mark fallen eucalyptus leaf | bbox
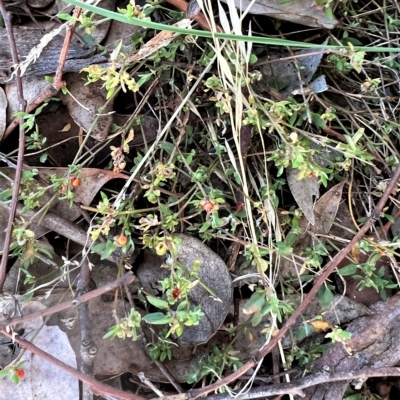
[280,180,346,279]
[220,0,338,29]
[59,72,114,142]
[259,39,329,96]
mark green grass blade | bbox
[64,0,400,53]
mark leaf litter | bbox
[0,0,399,398]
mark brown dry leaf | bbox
[136,233,232,346]
[59,123,71,132]
[59,72,114,142]
[25,107,81,166]
[37,167,129,220]
[104,18,143,48]
[5,76,49,124]
[287,167,320,225]
[44,277,201,383]
[220,0,338,29]
[260,39,329,97]
[0,167,128,222]
[280,180,346,279]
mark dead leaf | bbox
[220,0,338,29]
[259,39,329,96]
[104,19,143,48]
[59,72,114,142]
[45,289,202,383]
[59,123,71,132]
[280,180,346,279]
[287,168,320,225]
[41,167,129,216]
[286,140,339,225]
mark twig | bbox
[3,6,81,139]
[0,0,27,292]
[138,372,164,397]
[166,0,212,31]
[194,367,400,400]
[189,163,400,398]
[76,258,96,400]
[0,329,145,400]
[0,272,136,330]
[154,367,400,400]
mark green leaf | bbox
[100,240,117,260]
[296,323,314,341]
[57,13,73,21]
[158,141,175,154]
[275,241,293,256]
[103,327,118,339]
[58,0,400,53]
[338,264,358,276]
[251,310,263,327]
[144,312,172,325]
[40,153,48,163]
[11,373,19,384]
[146,295,169,310]
[243,291,266,315]
[0,369,10,378]
[318,286,333,308]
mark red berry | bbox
[171,288,181,299]
[15,369,24,379]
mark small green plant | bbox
[186,345,242,386]
[338,251,397,300]
[0,361,26,384]
[243,288,293,327]
[325,326,351,343]
[10,223,52,272]
[148,333,173,361]
[103,308,142,340]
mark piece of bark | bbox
[302,293,400,400]
[0,27,107,83]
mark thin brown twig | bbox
[0,328,145,400]
[0,272,136,330]
[155,367,400,400]
[0,0,27,292]
[196,367,400,400]
[189,163,400,398]
[165,0,212,31]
